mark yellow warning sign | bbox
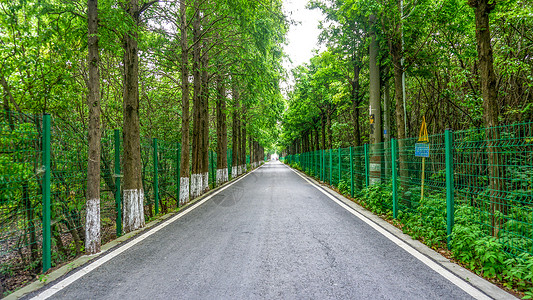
[418,116,429,143]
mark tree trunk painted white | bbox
[86,0,101,254]
[85,198,100,254]
[232,166,238,177]
[201,172,209,194]
[191,173,202,199]
[122,189,145,232]
[216,168,228,185]
[180,177,189,205]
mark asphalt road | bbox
[40,162,478,299]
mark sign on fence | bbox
[415,116,430,157]
[415,143,430,157]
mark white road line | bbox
[33,168,260,300]
[288,166,491,300]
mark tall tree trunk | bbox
[350,61,363,190]
[216,75,228,185]
[86,0,101,252]
[179,0,190,205]
[308,130,313,152]
[240,117,247,173]
[314,128,319,152]
[351,64,362,147]
[191,5,202,199]
[383,69,391,178]
[390,29,409,205]
[383,68,391,143]
[249,137,253,167]
[468,0,504,236]
[232,86,240,177]
[321,115,326,150]
[200,40,210,194]
[369,15,382,186]
[122,0,145,232]
[1,73,18,128]
[326,109,332,150]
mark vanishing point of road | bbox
[31,162,507,299]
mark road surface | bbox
[33,162,487,299]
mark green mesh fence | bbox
[1,112,217,280]
[353,146,366,193]
[100,131,120,245]
[49,117,88,261]
[1,112,42,270]
[141,137,155,218]
[156,140,180,213]
[394,135,448,244]
[281,122,533,257]
[454,123,533,256]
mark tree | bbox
[179,0,191,206]
[121,0,156,233]
[215,74,229,185]
[468,0,503,236]
[85,0,101,254]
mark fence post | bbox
[114,129,122,236]
[350,146,354,197]
[176,142,181,209]
[364,144,370,188]
[338,147,341,186]
[153,138,159,215]
[391,138,398,219]
[445,129,455,248]
[42,114,51,273]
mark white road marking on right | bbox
[288,166,491,300]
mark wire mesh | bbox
[157,140,180,213]
[395,134,447,244]
[141,137,155,219]
[49,117,88,261]
[281,123,533,256]
[0,112,42,269]
[454,123,533,256]
[100,130,120,244]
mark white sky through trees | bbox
[282,0,324,91]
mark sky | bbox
[281,0,325,90]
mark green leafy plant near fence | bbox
[282,122,533,296]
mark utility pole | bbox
[369,14,381,185]
[401,0,408,136]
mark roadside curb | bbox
[7,164,264,300]
[288,165,517,300]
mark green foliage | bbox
[399,194,447,248]
[450,205,533,293]
[337,180,350,195]
[359,183,393,216]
